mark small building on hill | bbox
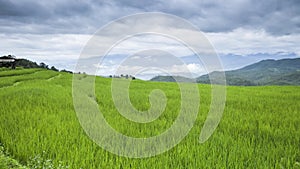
[0,55,16,69]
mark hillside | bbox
[151,58,300,85]
[0,55,40,69]
[150,75,194,82]
[0,55,72,73]
[197,58,300,85]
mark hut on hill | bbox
[0,55,16,69]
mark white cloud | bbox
[0,33,90,62]
[1,26,299,76]
[187,63,205,74]
[206,28,300,56]
[131,55,141,59]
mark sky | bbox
[0,0,299,79]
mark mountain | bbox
[264,71,300,85]
[150,75,195,83]
[181,52,299,71]
[150,58,300,86]
[197,58,300,85]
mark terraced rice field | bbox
[0,68,299,168]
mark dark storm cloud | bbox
[0,0,101,34]
[0,0,299,35]
[0,0,44,17]
[113,0,300,35]
[199,0,300,35]
[0,0,92,18]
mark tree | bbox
[39,62,48,69]
[11,62,16,69]
[50,66,58,71]
[60,69,72,73]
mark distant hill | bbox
[150,75,194,83]
[263,71,300,85]
[150,58,300,86]
[197,58,300,86]
[0,55,72,73]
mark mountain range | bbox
[151,58,300,86]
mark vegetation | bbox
[151,58,300,86]
[151,75,194,83]
[109,74,136,80]
[0,144,28,169]
[0,69,299,168]
[0,55,64,73]
[197,58,300,85]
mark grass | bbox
[0,68,40,77]
[0,69,299,168]
[0,143,28,169]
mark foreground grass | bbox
[0,69,299,168]
[0,144,28,169]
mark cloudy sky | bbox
[0,0,299,78]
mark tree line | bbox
[109,74,136,80]
[0,55,72,73]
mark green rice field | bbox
[0,68,299,168]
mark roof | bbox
[0,59,15,62]
[0,56,16,62]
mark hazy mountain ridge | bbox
[151,58,300,86]
[150,75,195,83]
